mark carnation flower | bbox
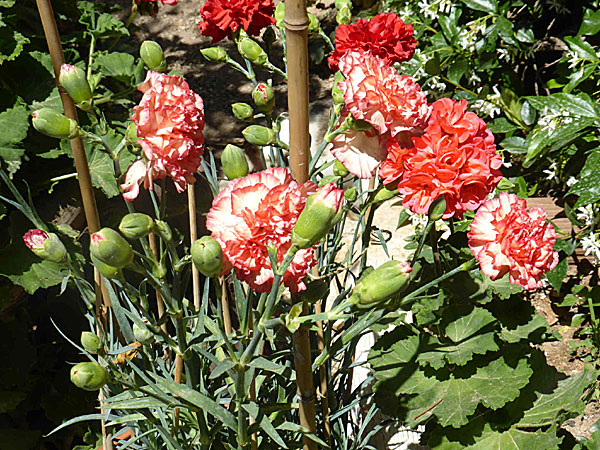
[468,193,559,290]
[381,98,502,218]
[122,71,205,201]
[198,0,275,43]
[338,51,430,138]
[206,168,317,293]
[328,13,416,71]
[328,127,386,179]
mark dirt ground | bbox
[127,0,599,444]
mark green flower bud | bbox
[344,187,357,202]
[349,260,412,309]
[318,175,341,186]
[133,320,154,345]
[191,236,224,278]
[23,229,67,263]
[91,254,123,280]
[333,159,349,177]
[428,195,447,222]
[32,108,79,140]
[308,14,320,33]
[292,184,344,249]
[200,47,229,63]
[336,2,352,25]
[119,213,155,240]
[90,228,133,269]
[59,64,93,111]
[70,362,109,391]
[140,40,167,72]
[232,102,254,122]
[274,2,285,28]
[372,184,398,204]
[125,122,140,147]
[221,144,249,180]
[155,220,172,242]
[332,71,346,105]
[80,332,103,354]
[242,125,276,146]
[238,38,268,66]
[251,83,275,114]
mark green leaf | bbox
[487,117,519,133]
[500,312,548,344]
[546,257,568,292]
[445,307,495,342]
[93,13,130,38]
[417,332,499,368]
[460,0,497,13]
[527,93,600,118]
[0,27,29,65]
[569,151,600,208]
[517,366,596,427]
[463,426,561,450]
[0,105,29,174]
[95,52,136,83]
[0,0,16,7]
[564,36,599,62]
[447,58,468,85]
[580,8,600,36]
[515,28,535,43]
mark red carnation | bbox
[328,13,417,71]
[198,0,276,43]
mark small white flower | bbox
[503,160,513,168]
[548,0,570,14]
[543,162,557,181]
[576,205,596,226]
[566,177,578,187]
[427,76,447,92]
[581,233,600,263]
[497,48,511,62]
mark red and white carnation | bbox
[198,0,275,43]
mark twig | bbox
[413,398,443,420]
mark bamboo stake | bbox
[187,184,201,315]
[285,1,317,449]
[315,300,331,446]
[36,2,112,449]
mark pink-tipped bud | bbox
[59,64,93,111]
[90,228,133,269]
[23,229,67,262]
[252,83,275,114]
[292,183,345,249]
[32,108,79,140]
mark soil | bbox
[124,0,600,445]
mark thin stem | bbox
[411,221,434,266]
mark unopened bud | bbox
[191,236,224,278]
[428,195,447,221]
[23,229,67,263]
[133,320,154,344]
[333,159,349,177]
[200,47,229,63]
[155,220,172,242]
[232,103,254,122]
[238,38,268,65]
[70,362,109,391]
[372,184,398,204]
[32,108,79,140]
[59,64,93,111]
[344,187,357,202]
[80,332,102,354]
[119,213,154,240]
[252,83,275,114]
[140,40,166,72]
[90,228,133,268]
[335,0,352,25]
[221,144,249,180]
[125,122,140,147]
[349,261,412,309]
[292,183,344,249]
[242,125,276,146]
[91,254,123,280]
[332,71,345,105]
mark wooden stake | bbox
[36,2,112,449]
[285,1,317,449]
[187,184,201,315]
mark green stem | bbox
[411,221,434,266]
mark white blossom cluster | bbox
[581,233,600,263]
[417,0,454,20]
[537,109,575,133]
[471,86,501,118]
[405,209,451,240]
[576,205,597,227]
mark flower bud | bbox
[140,40,166,72]
[238,38,268,65]
[133,320,154,345]
[90,228,133,268]
[344,187,357,202]
[242,125,276,146]
[333,159,349,177]
[274,2,285,28]
[428,195,447,221]
[70,362,109,391]
[80,331,102,354]
[292,183,344,249]
[191,236,224,278]
[349,260,412,309]
[32,108,79,140]
[221,144,249,180]
[125,122,140,147]
[335,1,352,25]
[200,47,229,63]
[308,13,320,33]
[232,103,254,122]
[372,184,398,204]
[155,220,172,242]
[252,83,275,114]
[332,71,345,105]
[23,229,67,263]
[59,64,93,111]
[119,213,154,240]
[91,254,123,280]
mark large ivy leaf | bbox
[517,366,595,427]
[0,24,29,66]
[93,13,130,38]
[527,93,600,118]
[569,151,600,208]
[463,426,561,450]
[0,105,29,174]
[446,307,495,342]
[460,0,497,13]
[492,297,549,344]
[95,52,135,83]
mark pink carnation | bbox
[338,51,430,138]
[328,122,386,179]
[122,71,205,201]
[468,193,559,290]
[382,98,502,218]
[206,168,317,293]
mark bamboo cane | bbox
[285,1,318,449]
[36,2,113,449]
